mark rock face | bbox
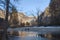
[39,0,60,26]
[49,0,60,25]
[0,10,5,19]
[18,12,36,26]
[42,7,51,25]
[0,10,36,27]
[8,12,37,27]
[39,7,51,26]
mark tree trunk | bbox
[5,0,9,21]
[5,0,10,40]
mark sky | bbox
[11,0,50,16]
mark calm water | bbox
[8,31,60,40]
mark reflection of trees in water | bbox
[12,31,19,36]
[38,33,60,40]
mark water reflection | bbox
[8,31,60,40]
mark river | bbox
[8,27,60,40]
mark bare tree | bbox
[30,8,42,26]
[0,0,19,40]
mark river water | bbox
[8,31,60,40]
[8,27,60,40]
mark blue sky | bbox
[11,0,50,16]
